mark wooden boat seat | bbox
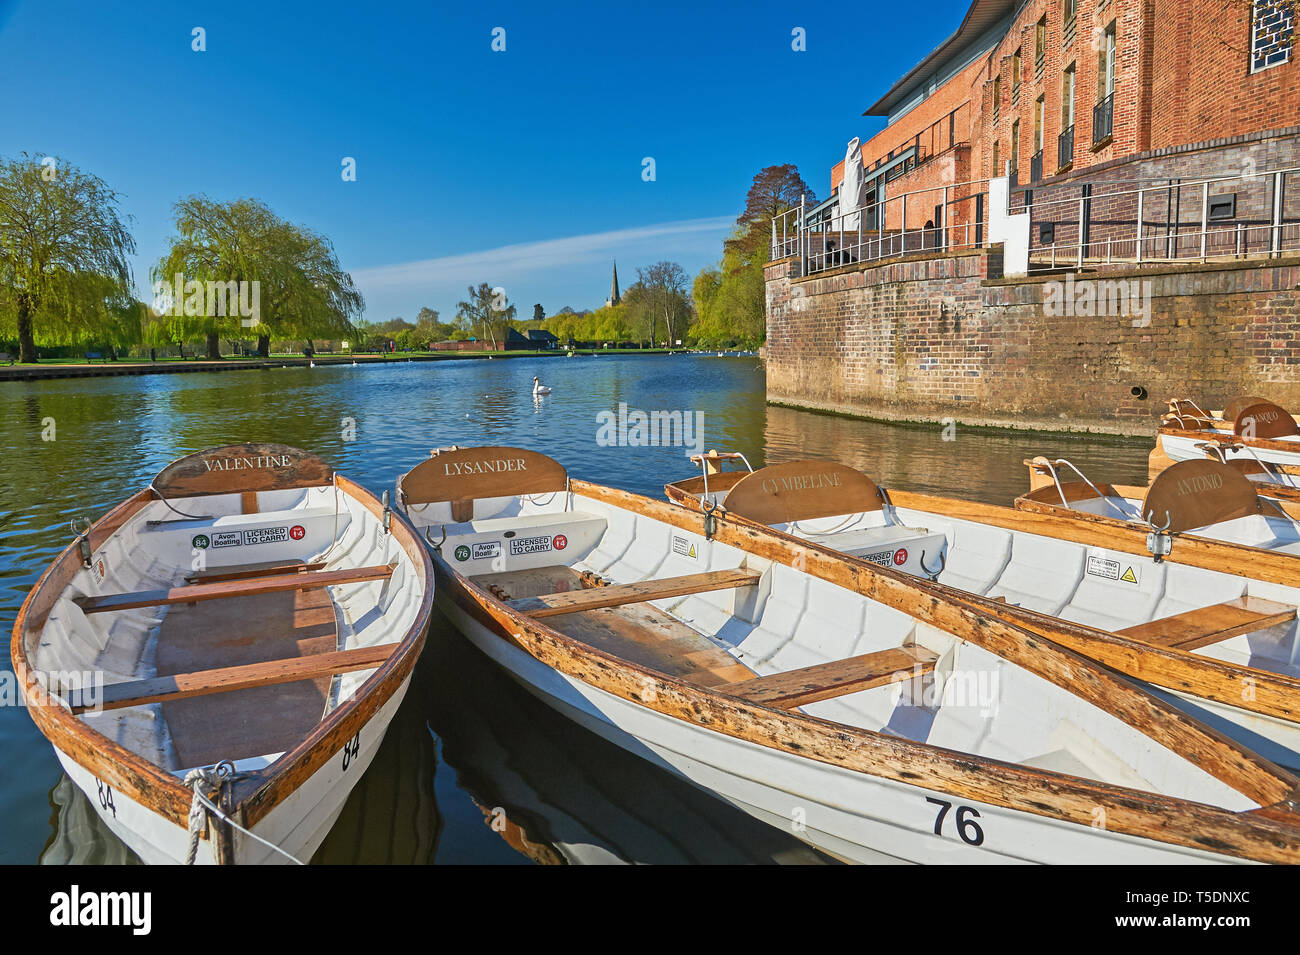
[185,560,326,583]
[1116,596,1296,652]
[70,643,394,714]
[508,569,761,618]
[74,564,394,614]
[475,565,757,686]
[719,645,940,709]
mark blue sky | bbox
[0,0,970,322]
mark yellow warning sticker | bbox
[688,544,697,558]
[1120,566,1138,584]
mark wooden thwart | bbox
[1117,596,1296,652]
[75,564,394,614]
[70,643,395,713]
[719,645,940,709]
[508,568,760,618]
[185,561,327,584]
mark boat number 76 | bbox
[925,797,984,846]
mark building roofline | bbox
[863,0,1016,119]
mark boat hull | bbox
[434,568,1242,865]
[53,676,412,864]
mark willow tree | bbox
[152,197,362,359]
[0,153,136,362]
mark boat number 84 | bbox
[925,797,984,846]
[341,733,361,771]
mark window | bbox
[1035,16,1047,74]
[1062,64,1076,129]
[1010,119,1020,175]
[1097,21,1117,99]
[1064,0,1078,45]
[992,139,1001,175]
[1034,96,1044,152]
[993,75,1002,122]
[1252,0,1294,72]
[1012,47,1022,100]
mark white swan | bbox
[532,376,551,395]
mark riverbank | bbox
[0,348,689,382]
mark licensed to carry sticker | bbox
[671,535,698,560]
[510,536,553,556]
[862,550,895,567]
[242,526,290,546]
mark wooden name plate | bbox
[1140,459,1262,533]
[152,444,334,498]
[1234,401,1300,439]
[398,446,567,506]
[722,460,885,526]
[1221,395,1275,425]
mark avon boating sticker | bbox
[1087,554,1140,585]
[471,541,502,560]
[210,531,243,548]
[510,536,553,556]
[671,535,698,560]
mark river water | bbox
[0,354,1151,864]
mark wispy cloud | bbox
[352,215,733,292]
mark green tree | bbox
[455,282,516,347]
[152,197,362,359]
[0,153,136,363]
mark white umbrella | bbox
[839,137,863,233]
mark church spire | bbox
[606,260,621,307]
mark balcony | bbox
[1058,124,1075,170]
[1093,92,1114,146]
[1030,149,1044,183]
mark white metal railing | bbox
[770,178,991,275]
[1022,165,1298,270]
[771,164,1299,276]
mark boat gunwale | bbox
[1160,426,1300,456]
[10,469,435,844]
[430,478,1300,863]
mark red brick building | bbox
[825,0,1296,233]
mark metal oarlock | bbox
[381,489,392,534]
[426,524,446,553]
[1144,511,1173,562]
[70,517,92,567]
[702,499,719,541]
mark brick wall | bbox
[765,248,1300,435]
[838,0,1297,197]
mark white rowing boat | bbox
[1158,396,1300,472]
[665,453,1300,777]
[1019,456,1300,550]
[397,445,1300,863]
[12,444,433,864]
